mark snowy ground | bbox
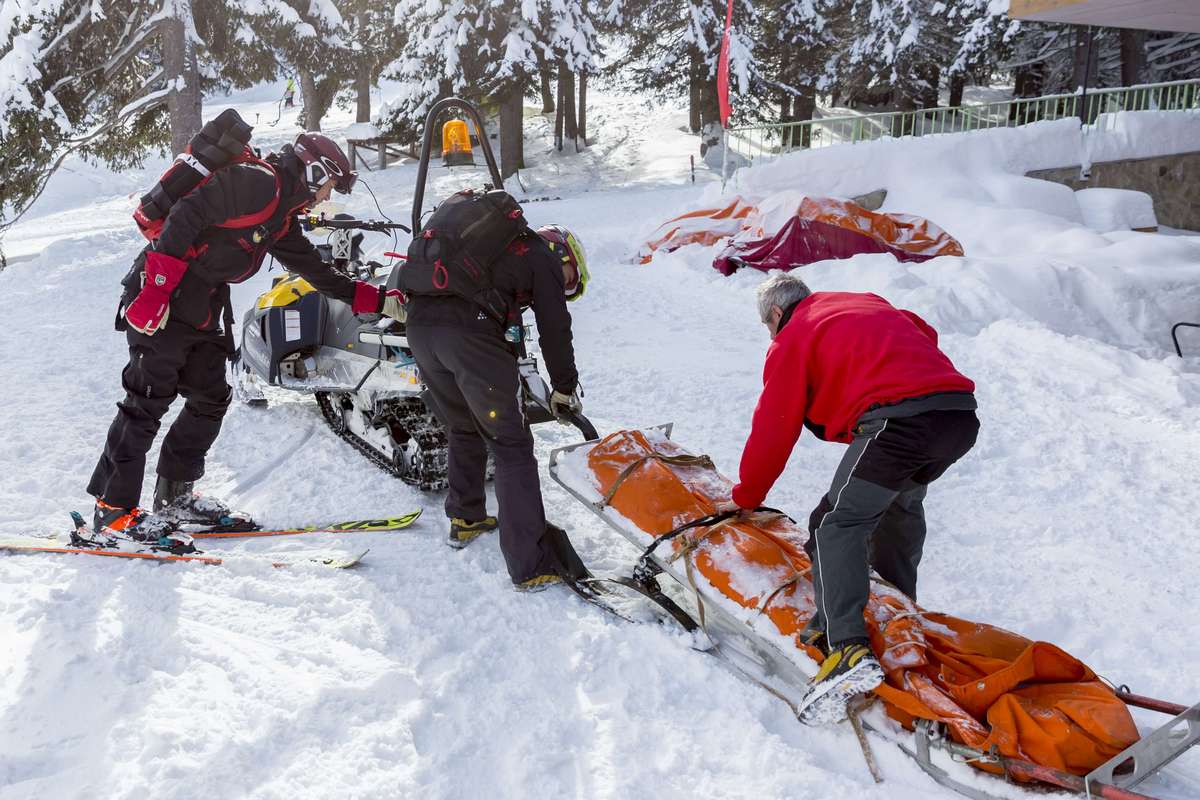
[1,86,1199,799]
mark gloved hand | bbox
[380,289,406,322]
[351,282,407,322]
[549,388,582,421]
[125,250,188,335]
[351,281,383,314]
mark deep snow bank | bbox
[676,115,1200,354]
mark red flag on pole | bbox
[716,0,734,127]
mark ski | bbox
[26,510,424,541]
[0,536,368,569]
[188,510,423,539]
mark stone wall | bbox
[1027,151,1200,231]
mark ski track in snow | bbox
[1,85,1199,799]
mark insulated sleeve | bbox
[902,309,939,346]
[268,223,358,304]
[731,337,810,509]
[528,244,579,394]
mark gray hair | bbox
[756,273,812,322]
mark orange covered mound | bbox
[637,195,963,265]
[637,196,758,264]
[798,196,964,259]
[585,429,1137,776]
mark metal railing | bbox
[726,79,1200,166]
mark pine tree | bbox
[0,0,239,232]
[539,0,601,150]
[337,1,406,123]
[236,0,354,131]
[617,0,760,142]
[759,0,831,132]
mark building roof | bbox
[1009,0,1200,33]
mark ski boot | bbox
[448,515,499,549]
[514,573,562,593]
[796,639,885,725]
[152,478,258,533]
[513,523,588,593]
[89,500,195,553]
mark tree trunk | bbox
[688,50,703,133]
[921,63,940,108]
[779,46,794,124]
[539,62,555,113]
[577,0,588,146]
[299,69,320,130]
[163,11,202,155]
[794,88,816,148]
[949,72,966,107]
[499,86,524,179]
[554,76,564,150]
[578,70,587,147]
[558,61,578,145]
[1120,28,1146,86]
[354,12,371,122]
[355,71,371,123]
[698,71,721,156]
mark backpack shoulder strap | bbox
[215,150,282,230]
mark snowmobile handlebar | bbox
[302,214,411,234]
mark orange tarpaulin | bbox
[638,195,964,270]
[637,196,758,263]
[582,429,1138,777]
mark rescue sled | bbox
[548,426,1199,800]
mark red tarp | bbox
[713,197,965,275]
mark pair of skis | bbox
[0,510,423,569]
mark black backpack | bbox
[133,109,274,243]
[396,188,528,326]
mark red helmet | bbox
[294,132,357,195]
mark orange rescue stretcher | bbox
[548,427,1200,800]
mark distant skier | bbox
[729,273,979,724]
[283,77,296,109]
[403,221,591,591]
[88,131,403,544]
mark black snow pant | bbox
[87,323,231,509]
[406,324,553,584]
[802,410,980,648]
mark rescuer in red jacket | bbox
[730,272,979,725]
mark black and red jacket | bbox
[122,147,357,330]
[731,291,974,509]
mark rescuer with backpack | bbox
[397,189,591,591]
[87,112,403,546]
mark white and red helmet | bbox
[294,132,357,195]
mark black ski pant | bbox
[406,324,550,584]
[88,324,231,509]
[802,410,979,648]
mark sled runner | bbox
[549,426,1199,800]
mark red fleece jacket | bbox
[731,292,974,509]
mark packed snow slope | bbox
[1,86,1199,799]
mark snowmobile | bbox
[233,98,597,490]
